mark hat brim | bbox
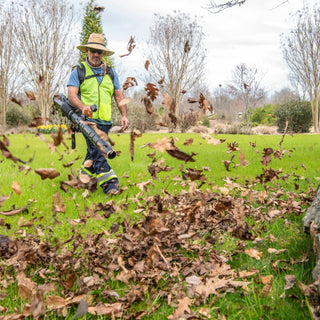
[77,44,114,56]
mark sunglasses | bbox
[89,48,104,54]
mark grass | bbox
[0,131,319,319]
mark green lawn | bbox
[0,131,318,319]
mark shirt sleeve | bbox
[112,68,121,90]
[67,68,80,88]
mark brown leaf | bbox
[184,40,190,53]
[162,94,175,113]
[35,168,60,180]
[142,96,154,114]
[29,116,49,127]
[93,6,104,12]
[12,181,21,195]
[284,275,296,290]
[46,295,66,310]
[25,91,37,100]
[9,97,22,106]
[145,83,159,102]
[168,296,192,320]
[122,77,138,90]
[0,137,25,163]
[227,142,239,153]
[119,98,130,106]
[144,60,150,70]
[130,129,142,161]
[157,76,165,84]
[238,151,249,166]
[261,283,272,298]
[244,248,262,260]
[52,191,65,215]
[88,302,122,316]
[183,138,193,146]
[0,202,31,216]
[120,36,136,57]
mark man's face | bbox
[87,48,106,67]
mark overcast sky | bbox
[76,0,316,95]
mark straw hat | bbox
[77,33,114,56]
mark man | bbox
[67,33,129,195]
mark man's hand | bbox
[82,105,93,118]
[121,116,129,131]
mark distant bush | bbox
[274,100,312,133]
[121,102,158,132]
[179,111,201,132]
[6,104,32,128]
[251,104,276,126]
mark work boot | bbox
[102,178,119,195]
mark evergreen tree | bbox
[79,0,112,65]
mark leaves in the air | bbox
[261,147,273,166]
[184,40,191,53]
[162,93,175,113]
[148,136,196,162]
[130,129,142,161]
[9,96,22,106]
[29,116,49,127]
[145,83,159,101]
[148,159,173,180]
[199,92,213,113]
[188,92,213,114]
[144,60,150,70]
[119,36,136,57]
[93,6,104,12]
[183,138,193,146]
[157,76,165,85]
[0,136,25,164]
[201,132,224,145]
[142,96,154,114]
[25,90,37,100]
[122,77,138,90]
[118,97,130,107]
[35,168,60,180]
[227,141,239,153]
[223,154,235,171]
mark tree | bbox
[79,0,111,65]
[227,63,265,126]
[281,5,320,132]
[14,0,77,123]
[146,12,206,116]
[0,5,22,131]
[205,0,289,13]
[205,0,247,13]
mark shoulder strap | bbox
[76,63,114,85]
[75,63,86,86]
[106,65,114,82]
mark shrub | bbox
[251,104,276,126]
[6,104,32,128]
[178,111,201,133]
[201,115,210,128]
[274,100,312,133]
[122,102,158,132]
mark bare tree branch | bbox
[205,0,247,13]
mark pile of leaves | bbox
[0,131,319,319]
